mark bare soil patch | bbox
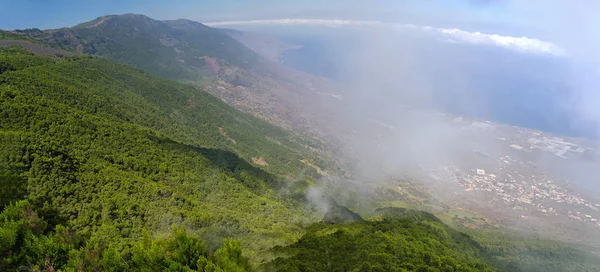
[252,157,269,166]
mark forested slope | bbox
[10,14,350,157]
[0,45,320,270]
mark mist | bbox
[204,0,600,247]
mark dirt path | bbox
[218,127,237,144]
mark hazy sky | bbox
[0,0,522,30]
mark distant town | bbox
[422,116,600,230]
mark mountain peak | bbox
[73,13,157,29]
[119,13,149,18]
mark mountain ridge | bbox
[6,14,352,162]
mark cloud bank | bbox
[205,19,564,56]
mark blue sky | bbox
[0,0,234,29]
[0,0,509,30]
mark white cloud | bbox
[435,28,565,56]
[205,19,565,56]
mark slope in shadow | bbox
[155,135,284,191]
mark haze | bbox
[213,1,600,244]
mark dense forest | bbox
[0,45,319,270]
[2,43,600,271]
[1,200,251,271]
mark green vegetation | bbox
[468,230,600,272]
[13,13,338,157]
[0,30,40,43]
[0,45,320,177]
[265,208,499,272]
[0,45,56,73]
[0,200,250,271]
[0,45,322,269]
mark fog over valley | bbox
[212,3,600,246]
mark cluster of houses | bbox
[423,154,600,226]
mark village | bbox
[422,117,600,229]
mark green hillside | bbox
[15,14,340,143]
[0,29,45,44]
[265,208,498,272]
[0,45,320,270]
